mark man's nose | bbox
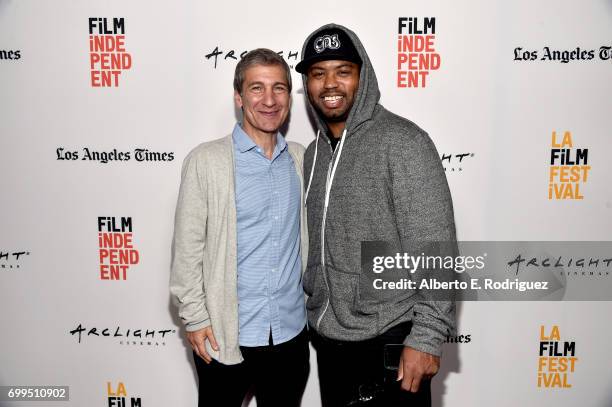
[323,73,338,89]
[262,88,276,106]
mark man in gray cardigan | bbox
[297,24,457,406]
[170,48,309,407]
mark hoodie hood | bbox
[300,23,381,138]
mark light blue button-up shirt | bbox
[232,123,306,347]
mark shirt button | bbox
[274,216,279,220]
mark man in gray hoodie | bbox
[296,24,457,406]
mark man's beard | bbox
[311,101,352,124]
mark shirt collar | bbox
[232,123,288,156]
[232,123,257,153]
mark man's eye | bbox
[274,86,288,93]
[310,71,324,78]
[250,86,263,93]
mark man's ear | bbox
[234,90,243,109]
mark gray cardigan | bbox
[170,134,308,365]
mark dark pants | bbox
[310,322,431,407]
[193,327,309,407]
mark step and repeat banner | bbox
[1,0,611,406]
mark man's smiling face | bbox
[234,64,291,137]
[306,60,360,124]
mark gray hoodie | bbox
[302,23,456,357]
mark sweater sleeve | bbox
[170,150,210,332]
[389,131,457,357]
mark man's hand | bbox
[396,346,440,392]
[186,326,219,364]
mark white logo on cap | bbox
[314,34,341,53]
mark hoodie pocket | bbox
[324,266,379,332]
[357,269,417,313]
[303,265,325,312]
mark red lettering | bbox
[100,263,130,280]
[397,35,436,53]
[397,71,407,88]
[396,71,429,88]
[107,265,128,280]
[398,53,408,69]
[91,71,101,87]
[115,36,126,52]
[90,53,100,69]
[100,264,110,279]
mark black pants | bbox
[193,327,309,407]
[310,322,431,407]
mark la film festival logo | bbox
[548,131,590,200]
[88,17,132,87]
[397,17,440,88]
[106,381,142,407]
[538,325,578,388]
[98,217,140,280]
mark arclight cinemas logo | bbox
[69,323,176,346]
[397,17,440,88]
[98,216,140,280]
[0,250,31,270]
[88,17,132,87]
[441,152,475,173]
[205,46,300,69]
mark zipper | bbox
[315,136,336,331]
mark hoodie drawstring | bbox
[315,128,347,330]
[304,130,319,205]
[304,128,347,209]
[324,128,347,210]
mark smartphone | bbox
[383,344,404,371]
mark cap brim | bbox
[295,54,362,74]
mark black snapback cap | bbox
[295,28,362,74]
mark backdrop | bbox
[1,0,611,406]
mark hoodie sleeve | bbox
[169,150,210,332]
[389,130,457,357]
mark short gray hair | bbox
[233,48,292,94]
